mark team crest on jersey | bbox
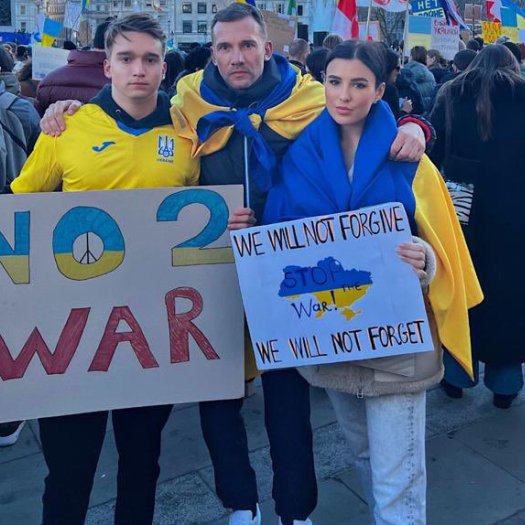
[157,135,175,163]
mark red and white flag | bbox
[486,0,502,22]
[332,0,360,40]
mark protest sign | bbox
[262,10,297,54]
[32,45,70,80]
[231,203,433,371]
[406,16,459,59]
[481,20,502,43]
[411,0,446,18]
[0,187,244,423]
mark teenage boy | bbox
[11,14,197,525]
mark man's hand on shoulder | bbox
[389,122,426,163]
[41,100,83,136]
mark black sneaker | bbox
[493,393,518,410]
[0,421,25,447]
[441,379,463,399]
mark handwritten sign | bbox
[481,20,502,43]
[0,187,244,423]
[231,203,433,371]
[406,16,459,59]
[32,45,70,80]
[262,10,297,55]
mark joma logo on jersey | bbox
[157,135,174,161]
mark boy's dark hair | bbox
[211,3,266,40]
[105,14,166,56]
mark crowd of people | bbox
[0,4,524,525]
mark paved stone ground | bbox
[2,378,525,525]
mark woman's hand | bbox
[228,207,256,230]
[397,241,427,283]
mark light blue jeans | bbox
[326,389,427,525]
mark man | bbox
[170,6,431,525]
[288,38,310,75]
[34,19,112,116]
[40,6,430,525]
[11,14,197,525]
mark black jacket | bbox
[396,69,425,116]
[198,58,293,222]
[430,78,525,364]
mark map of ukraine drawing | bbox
[278,257,373,321]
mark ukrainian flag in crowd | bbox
[235,0,257,6]
[82,0,91,12]
[501,0,525,28]
[42,18,63,47]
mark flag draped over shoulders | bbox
[170,55,325,160]
[264,101,483,378]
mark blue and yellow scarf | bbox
[264,101,483,377]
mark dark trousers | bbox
[199,369,317,525]
[39,404,172,525]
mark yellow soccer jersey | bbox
[12,104,199,193]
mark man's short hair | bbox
[105,14,166,56]
[211,3,267,40]
[289,38,309,59]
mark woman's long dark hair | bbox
[443,44,524,141]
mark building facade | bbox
[10,0,317,48]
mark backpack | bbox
[0,90,28,193]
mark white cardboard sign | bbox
[0,187,244,423]
[32,45,70,81]
[231,203,433,371]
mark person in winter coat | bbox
[34,20,111,116]
[264,40,481,525]
[430,44,525,409]
[404,46,436,113]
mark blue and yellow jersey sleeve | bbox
[12,104,199,194]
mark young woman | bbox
[263,41,482,525]
[430,44,525,408]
